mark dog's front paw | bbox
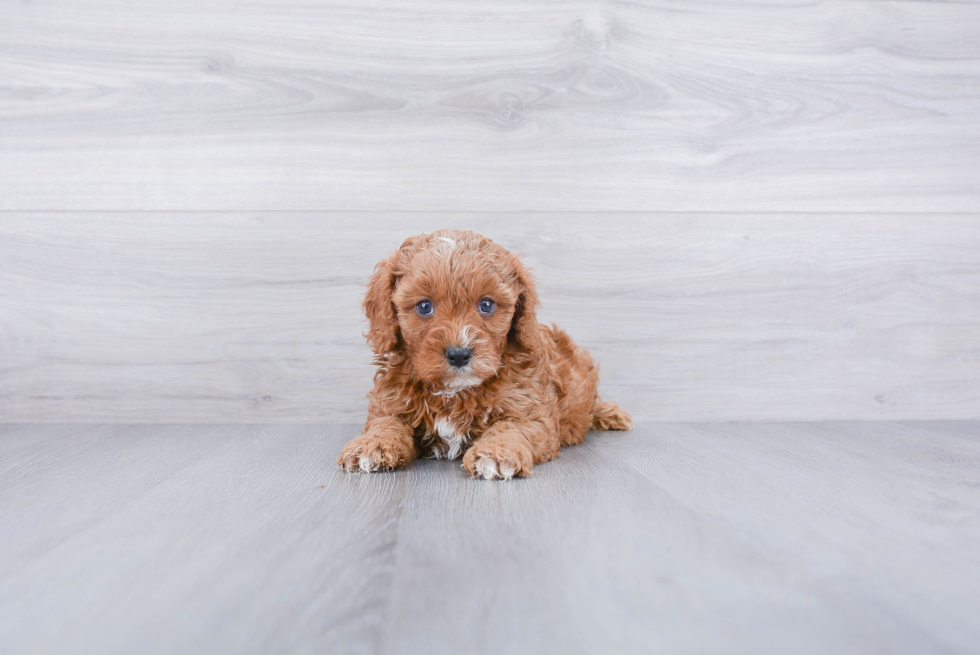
[462,437,534,480]
[337,433,412,473]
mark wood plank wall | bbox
[1,1,978,422]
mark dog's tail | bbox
[590,398,632,431]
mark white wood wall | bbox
[1,1,978,422]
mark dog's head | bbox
[363,230,539,392]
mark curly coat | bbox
[337,229,631,479]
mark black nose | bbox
[445,346,472,368]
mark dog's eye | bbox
[415,300,434,316]
[478,298,496,315]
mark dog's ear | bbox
[508,253,540,350]
[363,252,401,355]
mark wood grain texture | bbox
[1,0,978,212]
[1,422,978,654]
[0,424,403,655]
[2,213,978,422]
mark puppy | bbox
[338,229,631,479]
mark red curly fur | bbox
[338,230,631,480]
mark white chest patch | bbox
[430,417,468,460]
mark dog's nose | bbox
[444,346,472,368]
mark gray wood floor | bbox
[2,422,979,655]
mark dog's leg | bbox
[337,416,417,473]
[461,420,556,480]
[590,398,633,431]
